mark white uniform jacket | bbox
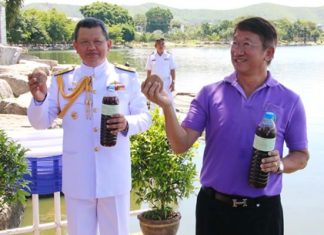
[28,60,151,199]
[145,50,176,92]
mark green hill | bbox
[23,2,324,24]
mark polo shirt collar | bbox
[224,71,279,88]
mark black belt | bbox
[202,187,280,208]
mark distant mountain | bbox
[23,2,324,25]
[23,3,83,18]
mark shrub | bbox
[131,109,197,220]
[0,129,29,211]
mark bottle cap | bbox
[264,112,275,120]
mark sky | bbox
[23,0,324,10]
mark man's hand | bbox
[260,150,281,173]
[141,77,172,109]
[106,114,128,135]
[28,68,48,102]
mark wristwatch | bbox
[277,160,284,173]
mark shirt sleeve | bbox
[27,76,60,129]
[181,87,208,133]
[124,72,152,136]
[285,96,308,151]
[169,54,176,70]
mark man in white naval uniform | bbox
[27,17,151,235]
[145,38,176,104]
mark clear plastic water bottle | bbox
[249,112,276,188]
[100,85,119,147]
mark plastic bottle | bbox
[100,85,119,147]
[249,112,276,188]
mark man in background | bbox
[145,38,176,104]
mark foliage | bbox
[7,8,74,45]
[131,109,197,220]
[145,7,173,33]
[80,2,134,26]
[3,0,23,28]
[133,14,146,31]
[0,129,30,212]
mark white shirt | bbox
[28,60,151,199]
[145,50,176,93]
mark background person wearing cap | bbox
[145,38,176,105]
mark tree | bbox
[7,8,74,45]
[46,9,74,45]
[3,0,24,29]
[133,14,146,31]
[80,2,133,26]
[145,7,173,33]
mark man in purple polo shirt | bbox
[142,17,309,235]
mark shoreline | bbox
[15,41,324,52]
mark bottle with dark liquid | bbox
[249,112,276,188]
[100,85,119,147]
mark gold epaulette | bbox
[114,63,136,73]
[54,67,75,76]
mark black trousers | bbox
[196,187,284,235]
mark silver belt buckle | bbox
[232,198,248,207]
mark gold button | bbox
[92,90,96,94]
[94,147,99,152]
[93,127,98,132]
[93,108,97,113]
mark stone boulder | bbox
[23,59,58,69]
[0,79,13,99]
[19,59,54,71]
[0,92,32,115]
[0,45,23,65]
[0,61,50,97]
[0,73,29,97]
[0,60,50,76]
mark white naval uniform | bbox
[27,60,151,235]
[145,50,176,99]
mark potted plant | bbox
[131,109,198,235]
[0,129,29,229]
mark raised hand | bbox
[141,75,172,109]
[28,68,48,102]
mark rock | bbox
[174,92,196,114]
[0,61,51,97]
[0,73,29,97]
[30,59,58,69]
[0,45,23,65]
[0,93,32,115]
[0,114,33,129]
[0,61,50,76]
[0,79,13,99]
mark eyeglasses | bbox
[230,41,261,51]
[79,40,105,48]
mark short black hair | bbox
[234,17,277,49]
[155,37,165,42]
[73,17,109,41]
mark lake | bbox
[25,45,324,235]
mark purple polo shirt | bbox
[182,71,308,197]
